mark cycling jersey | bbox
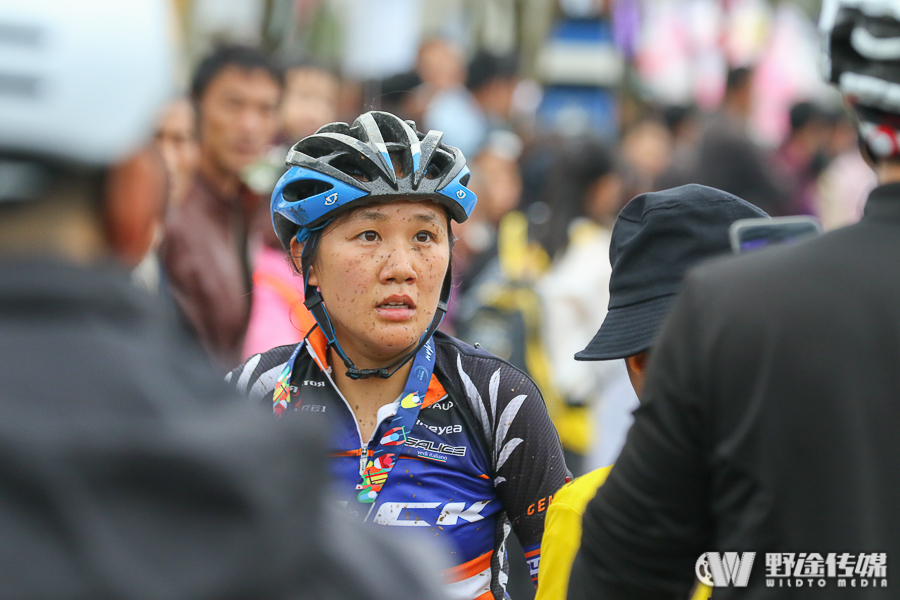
[228,328,569,600]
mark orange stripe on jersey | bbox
[443,550,493,583]
[422,376,447,408]
[474,591,494,600]
[524,548,541,559]
[306,327,329,373]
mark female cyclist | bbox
[228,111,568,600]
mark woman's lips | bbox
[375,295,416,321]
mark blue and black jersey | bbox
[228,329,569,600]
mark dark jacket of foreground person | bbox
[569,183,900,599]
[0,260,443,600]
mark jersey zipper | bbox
[307,342,386,479]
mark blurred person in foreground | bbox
[568,2,900,597]
[0,2,446,599]
[228,111,569,600]
[536,185,766,600]
[159,44,282,370]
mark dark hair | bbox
[466,51,518,91]
[789,101,825,132]
[534,138,617,259]
[662,104,696,136]
[725,66,753,94]
[191,45,284,104]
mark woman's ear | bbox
[289,236,317,285]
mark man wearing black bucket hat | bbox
[535,184,766,600]
[568,2,900,598]
[574,183,767,393]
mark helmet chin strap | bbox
[300,229,451,380]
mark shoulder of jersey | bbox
[226,344,298,400]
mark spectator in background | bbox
[665,66,791,216]
[159,45,283,370]
[131,98,200,298]
[452,129,527,357]
[773,101,830,216]
[280,60,341,143]
[657,104,700,191]
[154,97,199,208]
[619,114,673,197]
[816,106,877,229]
[241,60,339,359]
[417,38,487,158]
[536,138,627,477]
[467,51,520,131]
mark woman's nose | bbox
[379,244,417,284]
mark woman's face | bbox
[301,200,451,367]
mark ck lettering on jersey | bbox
[373,500,491,526]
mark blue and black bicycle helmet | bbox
[272,110,476,249]
[270,111,477,380]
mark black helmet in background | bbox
[821,0,900,160]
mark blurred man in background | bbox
[467,51,520,132]
[160,44,282,369]
[279,59,340,143]
[240,59,338,359]
[569,2,900,597]
[665,66,792,217]
[773,101,830,216]
[154,97,200,208]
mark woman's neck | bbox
[329,348,414,443]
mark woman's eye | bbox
[360,231,379,242]
[414,231,434,243]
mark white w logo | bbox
[695,552,756,587]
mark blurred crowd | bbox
[142,27,875,485]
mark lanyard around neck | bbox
[272,331,438,507]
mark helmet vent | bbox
[423,148,453,180]
[329,154,374,182]
[283,179,333,202]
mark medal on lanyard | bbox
[272,333,437,506]
[355,337,435,505]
